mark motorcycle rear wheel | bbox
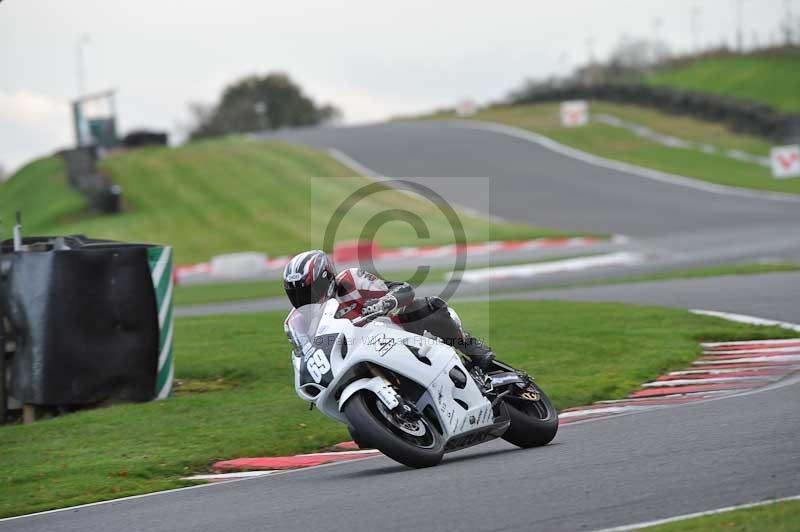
[501,382,559,448]
[343,390,444,468]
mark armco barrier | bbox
[510,83,800,143]
[1,236,174,420]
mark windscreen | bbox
[285,302,326,356]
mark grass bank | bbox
[0,139,565,264]
[645,499,800,532]
[427,101,800,194]
[646,54,800,114]
[1,300,796,517]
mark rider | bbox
[282,249,495,369]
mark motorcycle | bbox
[290,299,558,468]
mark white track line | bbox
[641,376,771,387]
[560,406,641,418]
[668,367,797,376]
[439,119,800,203]
[701,338,800,348]
[694,354,800,365]
[183,471,278,481]
[703,346,800,355]
[691,310,800,332]
[454,251,645,283]
[594,494,800,531]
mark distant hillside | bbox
[0,139,561,263]
[646,53,800,114]
[0,156,87,236]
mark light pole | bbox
[75,34,90,97]
[735,0,745,52]
[691,6,702,53]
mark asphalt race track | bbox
[470,270,800,323]
[5,377,798,532]
[12,121,800,531]
[265,121,800,264]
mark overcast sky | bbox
[1,0,795,174]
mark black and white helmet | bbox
[283,250,337,308]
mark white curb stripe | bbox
[694,354,800,365]
[641,376,771,387]
[454,251,645,283]
[690,310,800,332]
[593,494,800,531]
[183,471,278,481]
[559,406,651,418]
[442,120,800,203]
[701,338,800,348]
[668,367,796,376]
[296,449,379,457]
[702,346,800,355]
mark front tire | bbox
[343,391,444,468]
[501,383,559,448]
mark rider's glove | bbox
[362,295,398,316]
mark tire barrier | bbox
[0,236,174,422]
[509,82,800,143]
[59,146,122,214]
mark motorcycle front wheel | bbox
[343,390,444,468]
[501,382,559,448]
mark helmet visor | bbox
[285,278,332,308]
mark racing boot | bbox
[458,331,496,371]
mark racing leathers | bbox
[284,267,495,369]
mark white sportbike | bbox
[290,299,558,468]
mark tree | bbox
[607,37,671,74]
[188,73,341,140]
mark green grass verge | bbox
[427,102,800,194]
[646,54,800,114]
[0,138,566,264]
[1,300,797,518]
[644,499,800,532]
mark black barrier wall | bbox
[3,237,159,407]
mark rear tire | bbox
[501,383,559,448]
[343,391,444,468]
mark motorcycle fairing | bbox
[290,300,496,441]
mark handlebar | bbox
[352,311,386,326]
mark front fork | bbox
[367,364,421,422]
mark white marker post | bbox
[455,100,477,117]
[770,144,800,179]
[560,100,589,127]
